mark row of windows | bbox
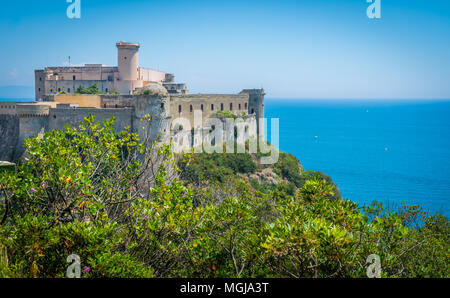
[40,75,77,81]
[41,75,114,82]
[178,102,248,113]
[103,103,165,109]
[0,105,15,109]
[49,88,72,93]
[47,87,110,94]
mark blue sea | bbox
[2,98,449,216]
[265,99,450,216]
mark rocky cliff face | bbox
[0,115,19,162]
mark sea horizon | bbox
[2,97,449,216]
[265,98,450,216]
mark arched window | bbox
[179,105,182,113]
[221,103,224,111]
[238,103,241,110]
[245,103,248,109]
[190,105,193,112]
[201,104,204,111]
[73,75,76,80]
[211,104,214,111]
[230,103,233,110]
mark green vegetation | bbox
[210,110,246,119]
[0,116,448,278]
[74,83,104,95]
[0,163,15,176]
[179,152,256,184]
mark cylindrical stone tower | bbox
[240,88,265,138]
[117,42,140,81]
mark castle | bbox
[34,42,189,98]
[0,42,265,162]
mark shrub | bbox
[75,83,103,95]
[0,116,448,278]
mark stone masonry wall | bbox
[169,94,249,129]
[0,115,19,161]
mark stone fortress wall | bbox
[0,87,264,162]
[0,114,19,161]
[170,94,250,127]
[34,42,184,99]
[0,42,265,162]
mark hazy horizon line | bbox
[0,85,449,102]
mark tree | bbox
[0,115,178,277]
[75,83,104,95]
[0,116,448,278]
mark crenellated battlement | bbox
[16,104,50,117]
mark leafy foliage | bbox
[179,152,256,184]
[0,116,448,278]
[210,110,246,119]
[75,83,104,95]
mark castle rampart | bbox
[1,42,265,163]
[16,104,50,117]
[48,107,133,133]
[34,42,182,99]
[169,94,250,128]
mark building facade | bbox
[34,42,188,99]
[1,42,265,162]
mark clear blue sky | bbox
[1,0,449,99]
